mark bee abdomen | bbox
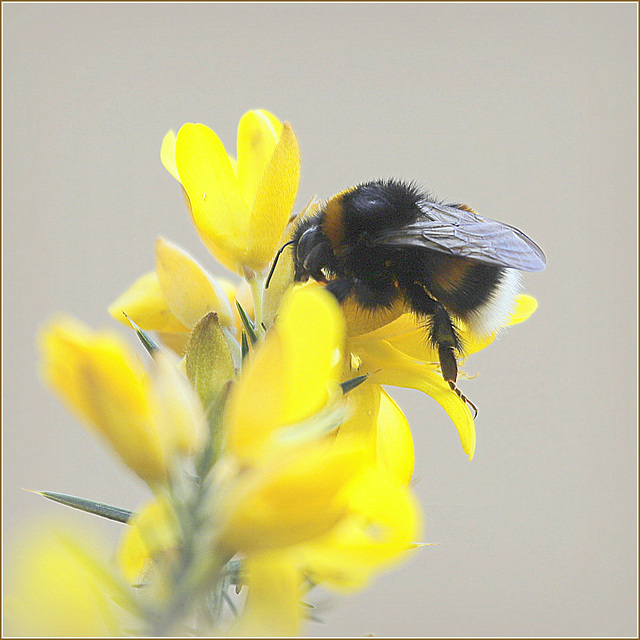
[463,267,522,336]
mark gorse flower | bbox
[114,287,420,635]
[9,109,540,637]
[108,236,241,357]
[161,110,300,274]
[39,316,206,487]
[4,519,136,637]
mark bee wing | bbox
[373,201,546,272]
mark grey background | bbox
[3,3,637,637]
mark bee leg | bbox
[446,377,478,419]
[435,325,479,418]
[402,282,478,417]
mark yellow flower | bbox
[3,519,135,637]
[295,464,420,591]
[335,381,415,486]
[229,555,301,637]
[39,317,206,487]
[217,286,422,633]
[225,462,420,636]
[108,237,239,356]
[117,498,182,612]
[101,286,421,637]
[217,286,352,552]
[118,499,178,586]
[224,285,345,462]
[163,110,300,274]
[346,294,539,460]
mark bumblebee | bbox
[268,179,546,414]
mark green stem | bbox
[248,274,266,337]
[144,467,233,635]
[148,551,228,636]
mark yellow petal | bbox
[4,519,133,636]
[261,221,301,329]
[342,297,406,337]
[509,293,538,325]
[108,271,189,334]
[334,383,414,484]
[383,325,438,361]
[353,311,486,362]
[218,441,366,554]
[247,122,301,269]
[276,285,344,424]
[333,381,380,465]
[261,198,321,329]
[355,340,476,460]
[117,498,178,586]
[373,320,486,362]
[155,237,234,329]
[351,294,538,359]
[236,109,283,209]
[149,351,207,457]
[39,316,168,485]
[376,388,415,485]
[160,130,180,182]
[175,123,250,272]
[300,466,421,591]
[225,329,285,459]
[229,554,301,637]
[155,331,190,357]
[225,286,344,460]
[348,310,421,345]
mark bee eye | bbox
[296,225,318,261]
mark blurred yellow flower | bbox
[39,317,205,487]
[163,110,300,274]
[3,519,135,637]
[108,270,189,334]
[217,286,354,552]
[154,236,234,329]
[113,286,421,636]
[217,287,421,632]
[117,498,181,613]
[224,461,420,636]
[229,556,301,637]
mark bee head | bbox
[293,222,328,282]
[265,215,334,290]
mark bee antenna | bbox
[265,239,296,289]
